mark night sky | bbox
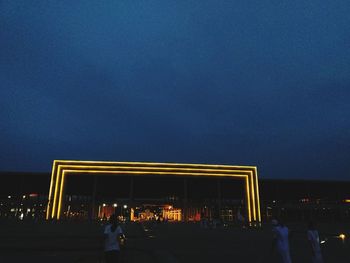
[1,1,350,180]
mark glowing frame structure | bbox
[46,160,261,224]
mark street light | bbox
[122,205,128,220]
[113,203,117,215]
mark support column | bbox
[250,173,256,224]
[253,168,261,224]
[217,179,222,216]
[91,175,98,220]
[57,171,67,220]
[183,178,188,222]
[52,166,63,219]
[129,176,134,221]
[245,176,252,224]
[129,176,134,202]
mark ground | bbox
[0,220,348,263]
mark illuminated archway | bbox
[46,160,261,224]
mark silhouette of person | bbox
[103,214,124,263]
[307,221,323,263]
[236,208,245,228]
[272,219,292,263]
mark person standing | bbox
[307,221,323,263]
[272,219,292,263]
[236,209,245,228]
[104,214,124,263]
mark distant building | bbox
[0,171,349,222]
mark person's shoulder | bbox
[307,230,313,239]
[281,225,288,231]
[308,229,318,236]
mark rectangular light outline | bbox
[46,160,261,224]
[49,162,258,222]
[57,169,250,221]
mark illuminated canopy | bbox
[46,160,261,223]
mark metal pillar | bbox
[183,178,188,221]
[217,179,222,218]
[91,175,97,220]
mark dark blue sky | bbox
[1,1,350,180]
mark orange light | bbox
[339,234,346,240]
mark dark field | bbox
[0,220,348,263]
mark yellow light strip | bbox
[51,165,62,218]
[56,164,252,174]
[61,169,249,178]
[53,162,257,221]
[52,166,253,220]
[249,173,256,221]
[54,169,249,220]
[55,164,253,208]
[245,176,251,222]
[254,167,261,222]
[57,170,66,220]
[46,160,57,220]
[54,160,256,169]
